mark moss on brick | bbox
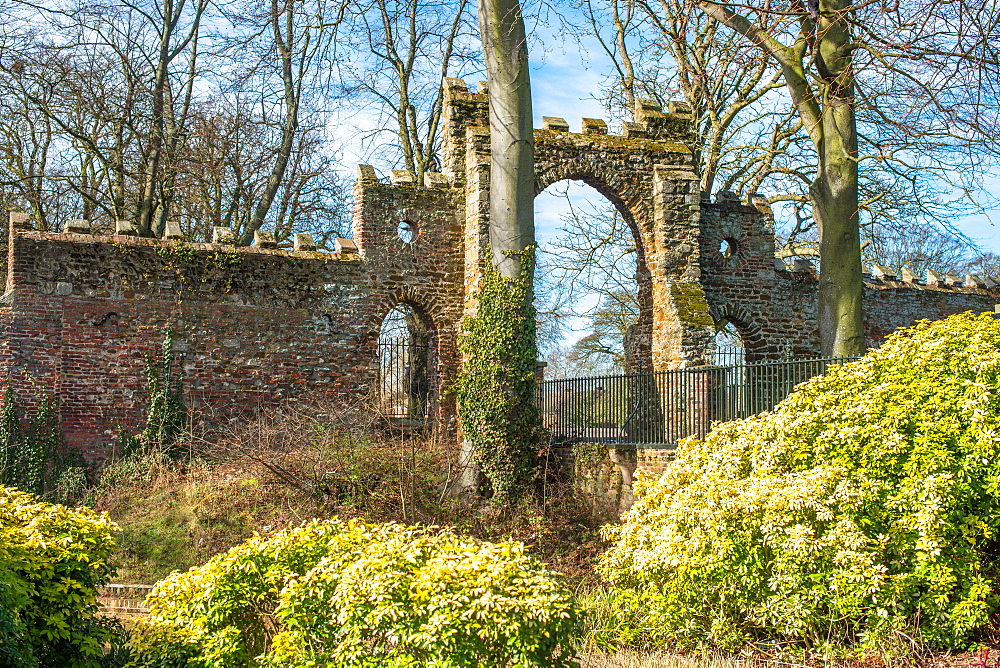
[532,129,689,155]
[669,281,714,328]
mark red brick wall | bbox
[2,173,464,463]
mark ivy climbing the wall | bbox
[0,384,85,504]
[120,331,187,458]
[455,248,542,503]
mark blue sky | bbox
[523,31,1000,256]
[529,39,614,247]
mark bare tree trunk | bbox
[360,0,472,184]
[136,42,170,236]
[812,0,863,356]
[242,0,302,245]
[137,0,180,236]
[696,0,865,356]
[458,0,535,499]
[137,0,206,237]
[479,0,533,279]
[611,0,636,112]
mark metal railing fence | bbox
[538,356,859,448]
[377,338,432,420]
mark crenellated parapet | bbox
[13,212,355,259]
[866,263,999,291]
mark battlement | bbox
[537,98,694,143]
[442,77,489,101]
[765,257,1000,294]
[864,265,999,291]
[764,257,1000,293]
[441,77,695,145]
[355,164,455,190]
[8,212,358,262]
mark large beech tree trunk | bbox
[457,0,536,499]
[813,97,863,357]
[479,0,534,279]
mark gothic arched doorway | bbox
[377,303,433,424]
[534,180,652,378]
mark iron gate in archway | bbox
[377,338,432,422]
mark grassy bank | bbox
[91,401,607,586]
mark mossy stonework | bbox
[1,81,997,462]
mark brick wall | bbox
[2,168,465,462]
[3,77,997,464]
[699,196,999,360]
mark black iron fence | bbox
[377,339,432,420]
[538,356,859,448]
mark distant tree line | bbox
[0,0,480,248]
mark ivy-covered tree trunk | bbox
[456,0,539,503]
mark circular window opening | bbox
[719,237,738,260]
[397,220,417,243]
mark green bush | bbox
[0,485,119,667]
[600,312,1000,652]
[128,519,582,667]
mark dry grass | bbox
[92,418,451,581]
[92,453,330,583]
[92,398,606,585]
[577,649,981,668]
[578,651,747,667]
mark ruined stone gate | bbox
[2,77,996,462]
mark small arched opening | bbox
[713,320,746,367]
[377,303,434,425]
[396,220,417,244]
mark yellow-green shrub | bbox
[0,485,119,667]
[600,312,1000,651]
[128,519,581,667]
